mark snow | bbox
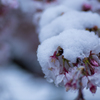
[37,29,100,86]
[38,29,99,64]
[39,10,100,42]
[61,0,90,11]
[39,5,72,28]
[37,0,100,99]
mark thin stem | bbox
[75,77,85,100]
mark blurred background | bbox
[0,0,100,100]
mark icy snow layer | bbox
[37,29,100,86]
[39,11,100,42]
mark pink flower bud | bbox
[90,85,97,93]
[50,51,58,63]
[82,4,92,11]
[90,59,99,67]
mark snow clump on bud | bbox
[37,29,100,93]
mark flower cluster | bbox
[37,0,100,99]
